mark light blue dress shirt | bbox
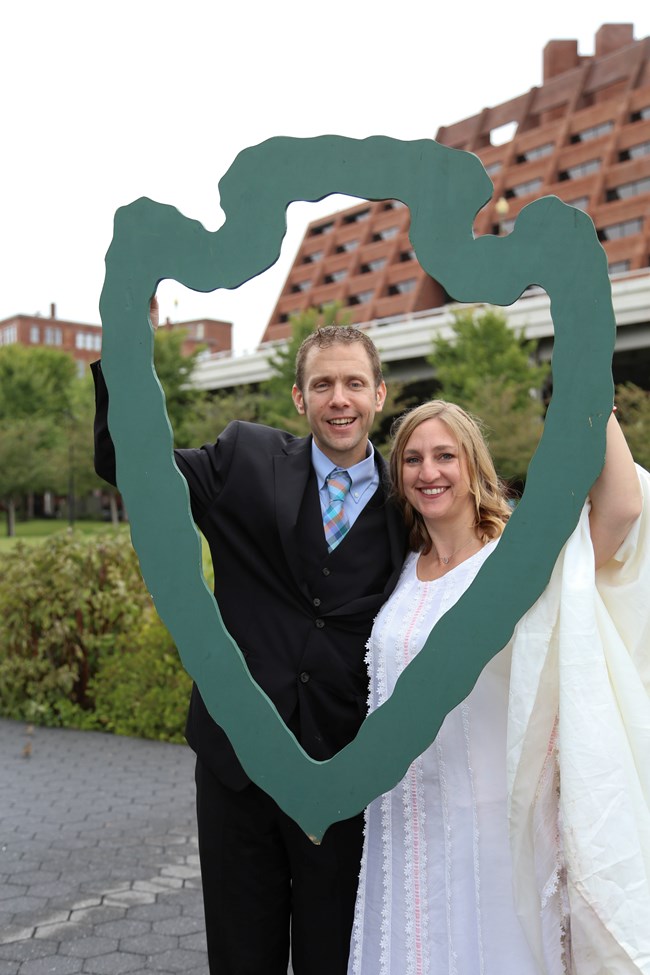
[311,439,380,532]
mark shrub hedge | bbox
[0,532,192,743]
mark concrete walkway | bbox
[0,719,208,975]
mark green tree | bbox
[47,373,105,521]
[429,308,549,482]
[182,386,260,446]
[0,344,76,419]
[0,417,60,535]
[615,383,650,470]
[153,328,205,447]
[0,345,77,534]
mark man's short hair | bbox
[295,326,384,390]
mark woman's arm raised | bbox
[589,412,643,569]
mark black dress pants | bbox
[195,758,364,975]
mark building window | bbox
[75,333,84,349]
[608,260,631,274]
[44,326,61,345]
[492,218,516,236]
[323,270,347,284]
[347,290,374,306]
[335,240,359,254]
[94,334,102,351]
[371,227,398,242]
[343,209,370,224]
[505,177,543,199]
[400,249,415,262]
[485,162,502,177]
[630,106,650,122]
[383,200,406,210]
[387,279,416,296]
[360,258,387,274]
[558,159,601,181]
[302,250,323,264]
[30,325,40,343]
[309,221,334,237]
[290,280,312,293]
[598,218,643,241]
[570,121,613,143]
[516,142,554,164]
[619,140,650,162]
[1,325,17,345]
[566,196,589,210]
[606,177,650,201]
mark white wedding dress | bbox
[349,467,650,975]
[349,542,540,975]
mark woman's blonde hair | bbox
[389,400,512,554]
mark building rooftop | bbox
[262,23,650,343]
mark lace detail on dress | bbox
[462,701,485,975]
[350,810,368,975]
[380,790,392,975]
[436,733,457,975]
[402,757,429,975]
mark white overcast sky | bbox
[3,1,650,354]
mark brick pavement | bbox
[0,719,209,975]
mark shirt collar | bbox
[311,438,376,499]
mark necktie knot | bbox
[323,469,351,552]
[326,469,352,502]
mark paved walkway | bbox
[0,719,209,975]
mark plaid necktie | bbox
[323,469,352,552]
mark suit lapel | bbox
[376,451,408,593]
[274,436,314,598]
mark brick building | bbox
[263,23,650,343]
[0,305,103,373]
[0,304,232,373]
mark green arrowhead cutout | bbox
[100,136,614,841]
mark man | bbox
[92,309,406,975]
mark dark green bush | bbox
[0,532,190,740]
[88,615,192,742]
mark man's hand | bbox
[149,295,159,330]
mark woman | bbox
[349,401,646,975]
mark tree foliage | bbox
[153,328,205,446]
[615,383,650,470]
[428,308,550,482]
[0,345,81,533]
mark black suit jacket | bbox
[92,362,407,789]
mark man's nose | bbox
[329,383,350,405]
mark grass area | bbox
[0,519,128,554]
[0,518,214,586]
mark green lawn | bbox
[0,519,128,553]
[0,519,214,585]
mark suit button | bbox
[315,618,325,628]
[322,567,331,576]
[313,597,321,607]
[299,671,310,683]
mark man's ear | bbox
[292,384,305,415]
[375,381,387,412]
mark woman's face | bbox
[401,417,474,529]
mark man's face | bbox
[292,342,386,468]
